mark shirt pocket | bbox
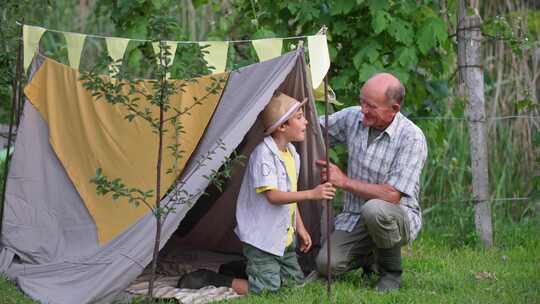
[364,147,394,183]
[380,143,399,181]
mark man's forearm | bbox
[342,177,401,204]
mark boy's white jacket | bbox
[235,136,300,256]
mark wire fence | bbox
[410,115,539,121]
[422,197,532,204]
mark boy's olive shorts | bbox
[243,242,304,294]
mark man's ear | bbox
[392,103,400,113]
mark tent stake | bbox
[323,74,332,300]
[1,21,24,238]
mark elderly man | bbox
[315,73,427,292]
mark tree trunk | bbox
[457,2,493,248]
[78,0,88,30]
[146,45,167,303]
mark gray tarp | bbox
[0,49,326,303]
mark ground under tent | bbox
[0,48,331,304]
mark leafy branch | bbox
[91,168,155,212]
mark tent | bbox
[0,47,330,303]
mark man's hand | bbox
[310,182,336,200]
[316,160,349,189]
[297,224,312,253]
[317,160,402,204]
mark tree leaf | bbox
[333,20,349,34]
[331,74,351,91]
[371,11,390,34]
[432,17,448,45]
[367,0,389,12]
[417,17,448,54]
[353,41,381,69]
[417,22,436,54]
[358,62,381,82]
[388,18,414,46]
[387,66,410,85]
[330,0,357,15]
[396,47,418,68]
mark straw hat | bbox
[262,92,307,135]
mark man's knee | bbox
[360,199,388,226]
[315,248,347,276]
[360,199,404,248]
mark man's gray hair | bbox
[385,83,405,105]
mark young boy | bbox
[177,92,335,294]
[231,92,335,294]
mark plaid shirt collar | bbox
[358,111,403,141]
[383,112,402,139]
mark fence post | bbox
[457,7,493,247]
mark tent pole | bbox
[323,74,332,300]
[0,21,24,237]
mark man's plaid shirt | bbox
[320,106,428,240]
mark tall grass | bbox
[416,103,538,248]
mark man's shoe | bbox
[375,271,401,292]
[375,246,402,292]
[177,269,233,289]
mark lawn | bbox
[1,216,538,304]
[226,217,540,304]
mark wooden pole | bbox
[0,22,24,238]
[323,74,332,300]
[457,1,493,248]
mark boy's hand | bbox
[310,182,336,200]
[297,225,312,253]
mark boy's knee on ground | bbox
[246,262,281,293]
[247,272,281,294]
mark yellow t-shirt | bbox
[255,148,297,247]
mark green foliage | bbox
[0,1,50,123]
[94,0,181,40]
[210,0,453,117]
[91,167,155,208]
[204,148,246,193]
[210,0,454,176]
[0,0,118,123]
[0,275,36,304]
[417,17,447,55]
[482,14,537,56]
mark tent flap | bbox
[23,59,227,244]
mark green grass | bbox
[0,276,36,304]
[1,217,538,304]
[224,218,540,304]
